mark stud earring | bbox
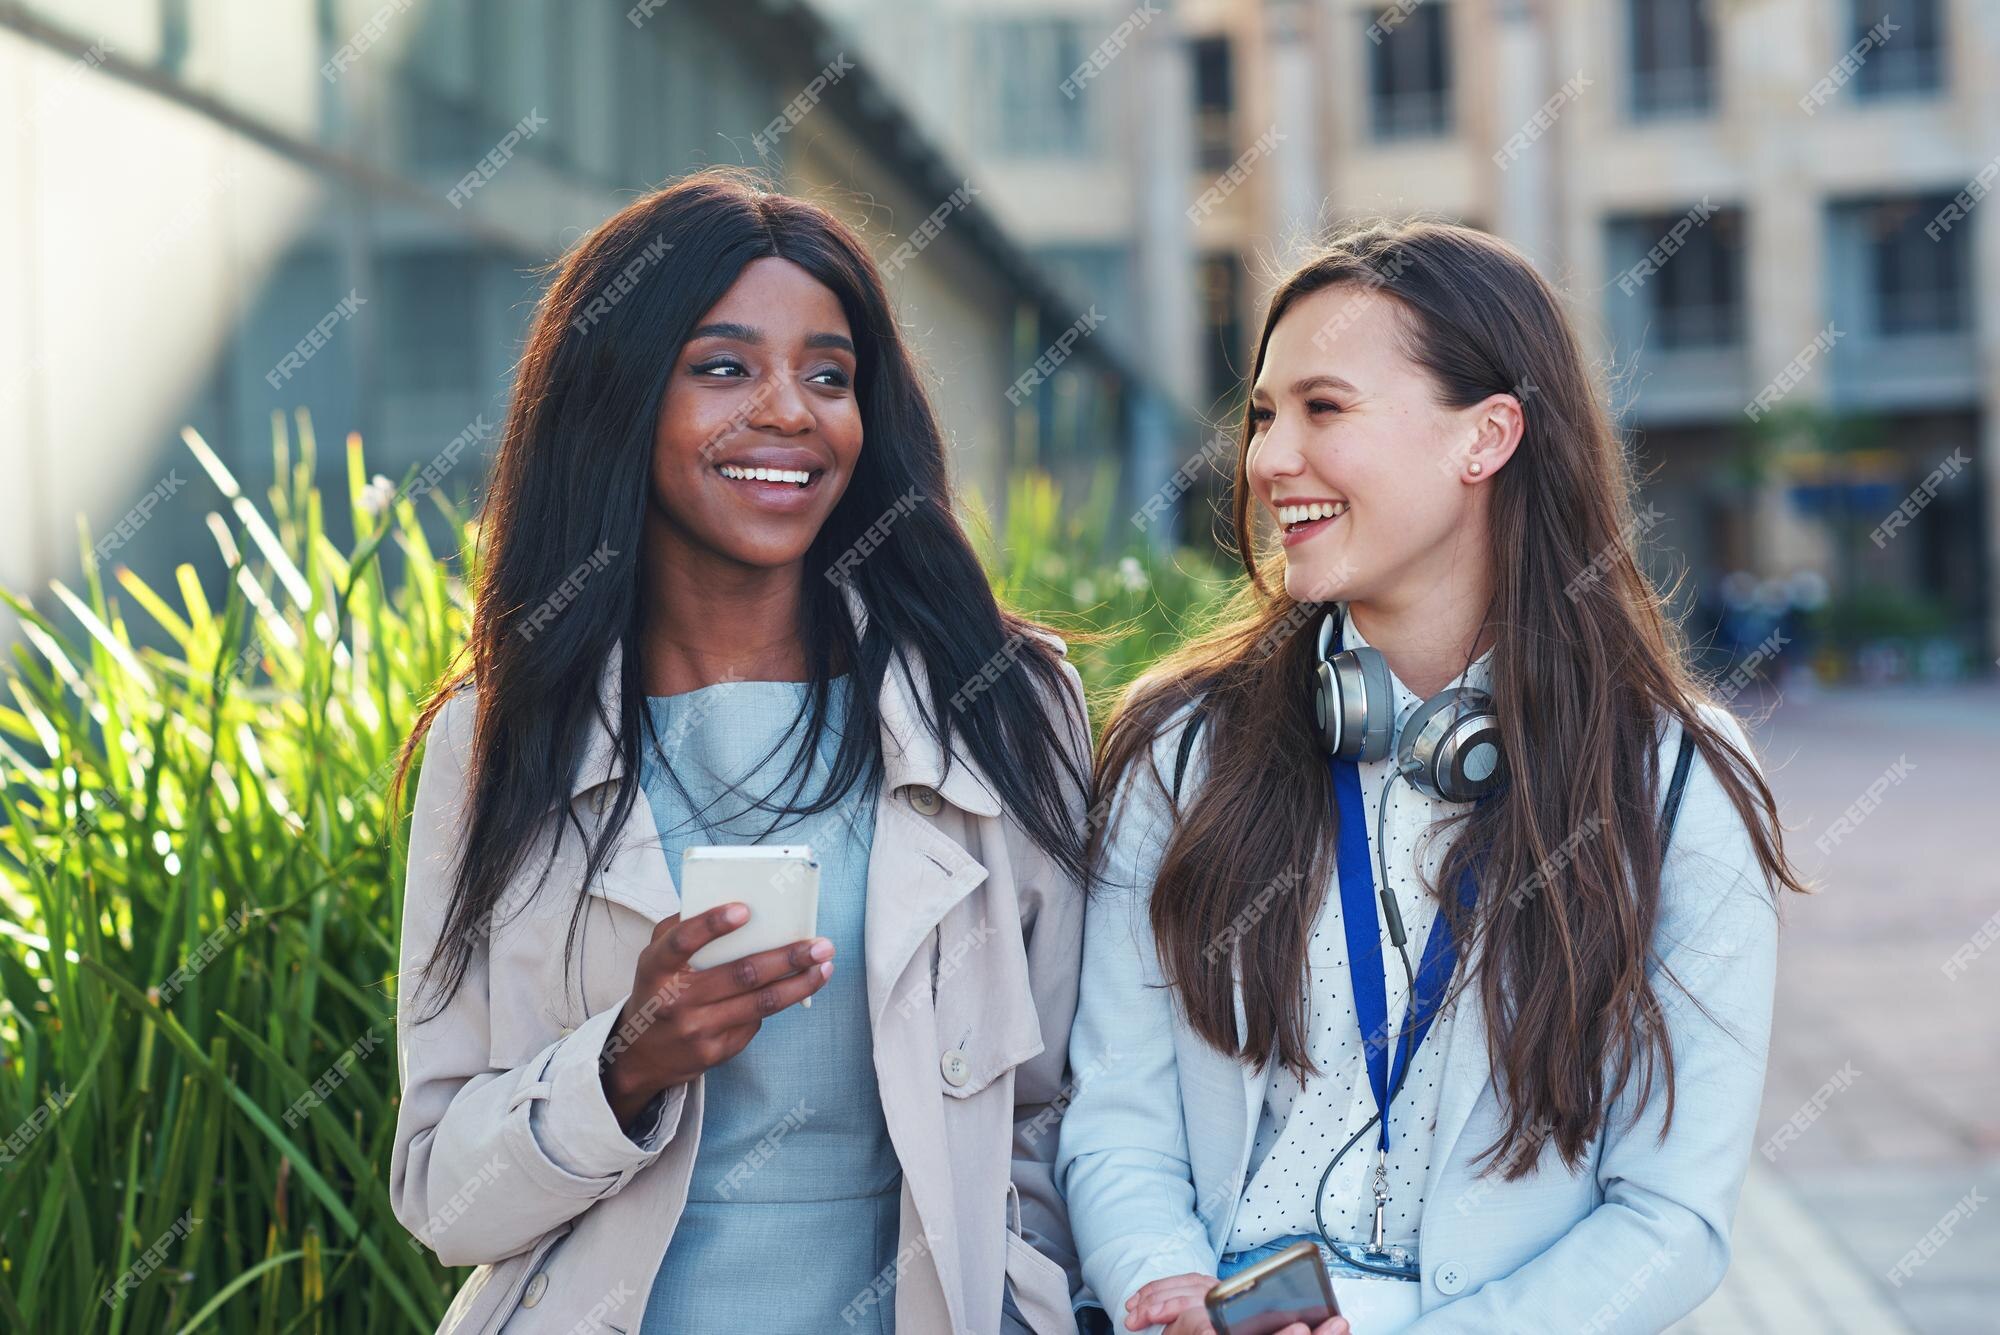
[1468,460,1484,476]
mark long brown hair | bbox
[1095,220,1805,1178]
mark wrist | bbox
[597,1031,652,1127]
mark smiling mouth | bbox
[1278,500,1348,534]
[717,463,821,489]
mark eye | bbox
[807,366,851,388]
[1248,406,1275,425]
[690,355,747,378]
[1307,399,1342,415]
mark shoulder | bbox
[396,683,480,808]
[998,621,1090,757]
[1093,676,1210,863]
[1116,671,1210,804]
[426,681,480,776]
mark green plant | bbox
[973,468,1235,721]
[0,413,469,1332]
[0,423,1235,1330]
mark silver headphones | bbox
[1313,610,1504,803]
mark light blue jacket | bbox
[1056,702,1778,1333]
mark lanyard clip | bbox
[1370,1147,1390,1250]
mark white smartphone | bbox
[677,846,821,998]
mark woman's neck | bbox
[639,536,809,696]
[1346,573,1493,699]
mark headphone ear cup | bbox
[1397,688,1505,802]
[1322,647,1393,762]
[1314,660,1339,753]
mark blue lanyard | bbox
[1327,752,1480,1152]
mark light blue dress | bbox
[637,676,900,1334]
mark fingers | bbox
[712,936,834,997]
[654,902,749,959]
[689,956,834,1030]
[647,935,832,1011]
[1161,1306,1214,1335]
[1128,1274,1215,1328]
[1128,1275,1213,1311]
[1322,1319,1351,1335]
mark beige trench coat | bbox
[390,637,1088,1334]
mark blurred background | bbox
[0,1,1994,1332]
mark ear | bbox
[1458,389,1527,483]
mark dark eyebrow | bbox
[686,323,853,355]
[1291,374,1358,396]
[688,322,762,343]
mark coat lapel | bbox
[1421,944,1494,1208]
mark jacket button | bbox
[522,1271,549,1307]
[1434,1262,1466,1295]
[907,785,942,816]
[941,1048,971,1087]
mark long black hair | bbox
[401,168,1089,1015]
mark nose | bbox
[748,374,815,436]
[1248,413,1306,493]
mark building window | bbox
[380,251,477,396]
[973,20,1094,158]
[1850,0,1944,101]
[1366,3,1451,141]
[1840,195,1969,337]
[1606,208,1745,350]
[1627,0,1714,119]
[1037,246,1132,332]
[1192,36,1235,170]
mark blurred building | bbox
[1233,0,1996,670]
[4,0,1992,671]
[826,0,1998,669]
[0,0,1171,640]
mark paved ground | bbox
[1671,684,2000,1335]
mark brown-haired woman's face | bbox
[650,257,863,571]
[1246,283,1513,607]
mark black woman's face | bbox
[650,257,863,571]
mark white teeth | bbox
[719,464,813,485]
[1277,500,1348,525]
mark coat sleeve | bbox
[388,692,685,1267]
[1004,654,1093,1326]
[1407,709,1780,1333]
[1057,704,1218,1332]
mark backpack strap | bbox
[1171,707,1206,805]
[1659,726,1697,856]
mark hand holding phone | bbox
[598,847,830,1126]
[1203,1242,1343,1335]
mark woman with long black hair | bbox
[390,169,1090,1334]
[1058,222,1806,1334]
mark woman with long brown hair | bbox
[1058,222,1804,1335]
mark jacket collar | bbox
[565,586,1007,819]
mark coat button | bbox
[1434,1261,1466,1295]
[941,1048,971,1087]
[907,785,942,816]
[522,1271,549,1307]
